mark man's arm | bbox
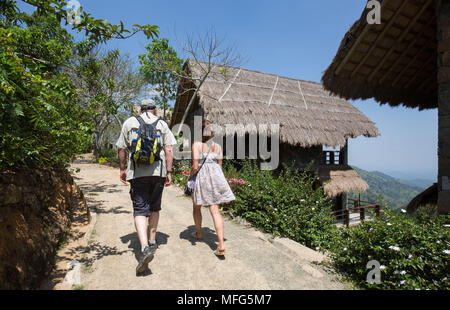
[118,148,128,184]
[164,145,173,187]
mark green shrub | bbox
[172,159,190,188]
[97,157,107,164]
[328,209,450,290]
[97,148,118,163]
[413,204,438,222]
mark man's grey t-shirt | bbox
[116,112,176,181]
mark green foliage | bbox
[327,209,450,290]
[97,157,107,164]
[7,1,159,44]
[139,38,184,113]
[413,204,438,222]
[0,1,157,170]
[172,159,191,188]
[97,148,118,163]
[0,12,92,170]
[72,48,144,157]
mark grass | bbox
[57,229,72,251]
[88,229,96,245]
[72,285,84,290]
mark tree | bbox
[137,29,243,134]
[139,38,183,119]
[0,0,159,169]
[174,29,243,134]
[2,1,159,43]
[0,12,91,168]
[71,49,145,157]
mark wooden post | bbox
[360,207,365,221]
[329,151,335,165]
[375,204,380,217]
[322,151,327,165]
[437,0,450,213]
[342,192,348,212]
[342,139,348,165]
[344,208,350,227]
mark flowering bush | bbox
[226,177,246,192]
[172,159,191,188]
[327,208,450,290]
[97,157,107,165]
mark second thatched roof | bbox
[319,165,369,197]
[171,59,379,148]
[322,0,437,110]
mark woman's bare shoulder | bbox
[192,141,202,150]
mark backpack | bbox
[129,115,163,169]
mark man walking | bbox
[116,101,176,274]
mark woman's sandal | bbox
[214,249,226,257]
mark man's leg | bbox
[131,178,154,274]
[148,211,159,244]
[147,177,165,245]
[134,216,149,250]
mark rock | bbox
[63,260,81,286]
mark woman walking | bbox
[189,120,235,256]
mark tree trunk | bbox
[93,131,102,158]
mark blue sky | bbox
[21,0,438,180]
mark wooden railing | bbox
[333,199,381,227]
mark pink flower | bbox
[182,171,189,176]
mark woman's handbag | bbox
[184,147,211,196]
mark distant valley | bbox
[349,167,433,210]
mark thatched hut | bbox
[322,0,449,213]
[171,60,379,210]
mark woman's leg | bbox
[209,204,225,251]
[193,203,203,239]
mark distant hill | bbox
[397,179,434,190]
[349,167,423,210]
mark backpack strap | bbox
[135,115,146,128]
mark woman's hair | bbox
[201,119,214,143]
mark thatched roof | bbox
[171,59,379,148]
[319,165,369,197]
[322,0,437,110]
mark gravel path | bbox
[68,156,348,290]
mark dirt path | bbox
[57,155,349,290]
